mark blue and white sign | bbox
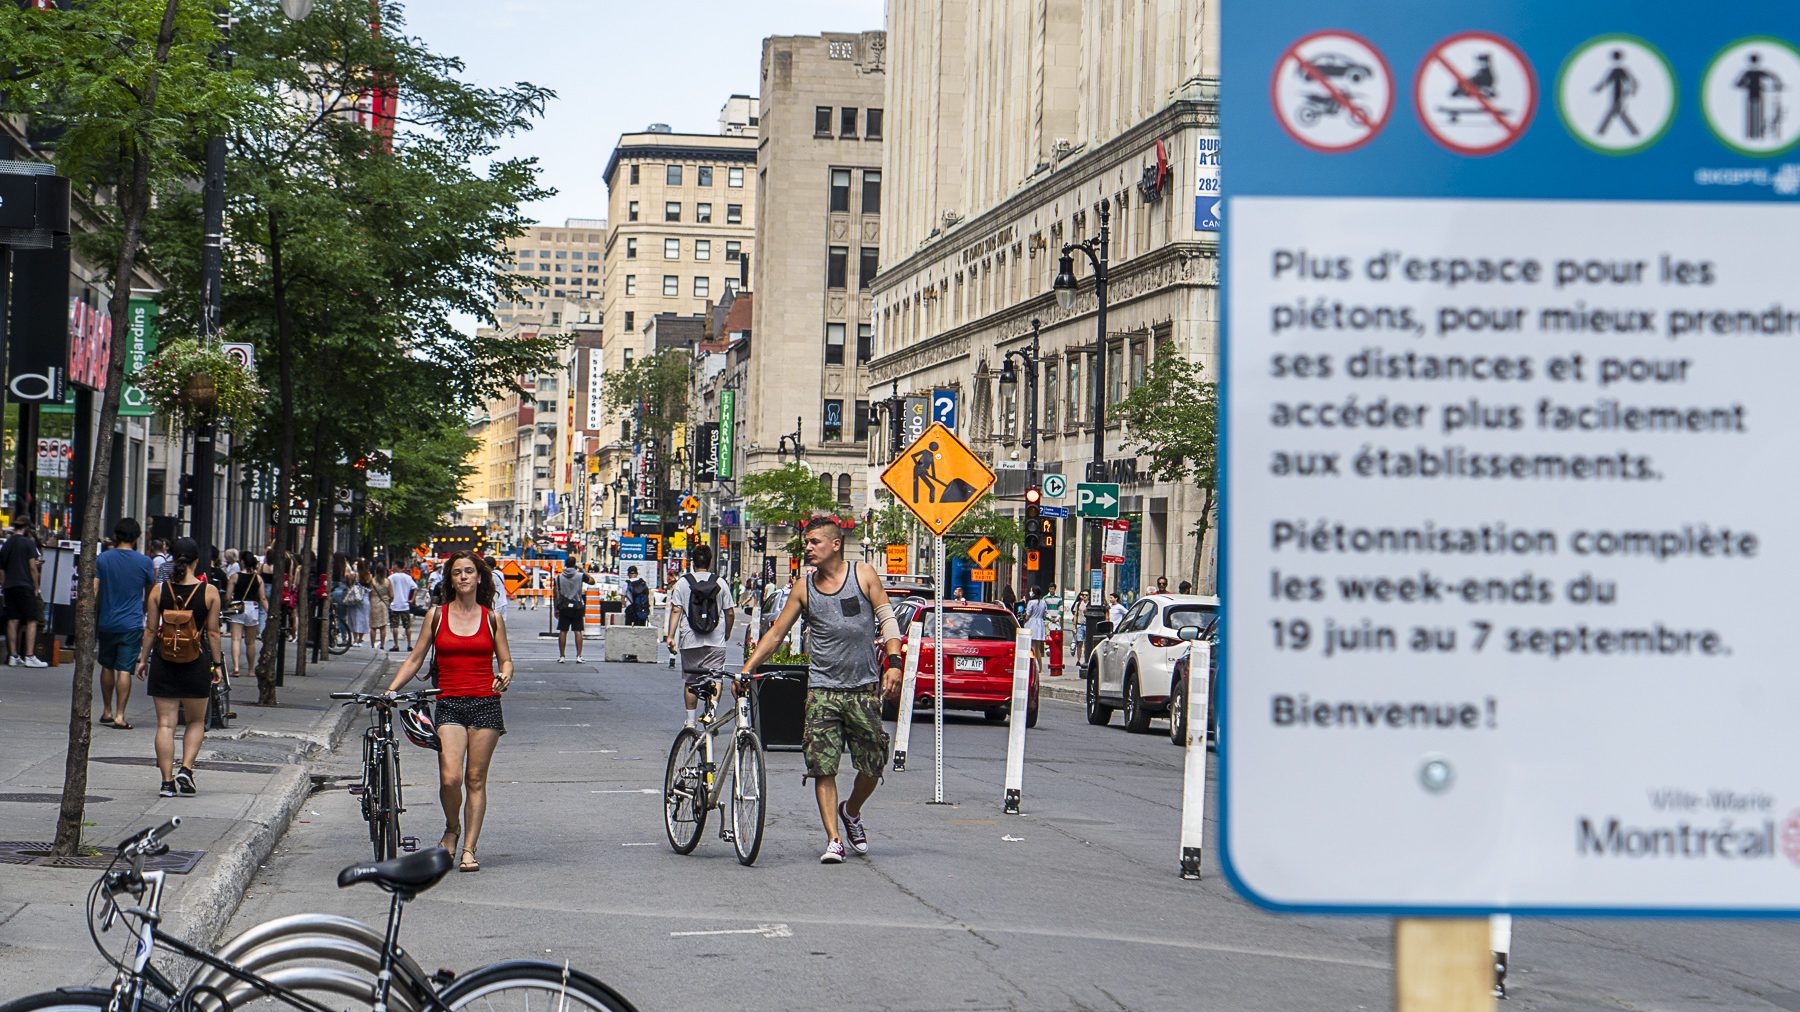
[1222,0,1800,917]
[1194,132,1221,231]
[931,388,959,431]
[1038,504,1070,519]
[618,537,648,562]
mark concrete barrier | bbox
[606,624,659,662]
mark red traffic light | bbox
[1024,487,1041,505]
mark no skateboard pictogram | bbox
[1416,31,1537,155]
[1271,30,1394,153]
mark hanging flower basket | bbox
[137,338,265,431]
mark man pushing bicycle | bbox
[741,515,903,864]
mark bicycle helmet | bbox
[399,703,440,751]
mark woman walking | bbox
[349,560,374,647]
[369,562,392,651]
[387,551,513,873]
[134,538,223,798]
[1023,586,1048,672]
[226,547,266,685]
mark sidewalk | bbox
[0,644,390,993]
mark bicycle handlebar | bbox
[330,689,440,706]
[116,816,180,857]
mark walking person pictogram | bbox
[1594,50,1639,136]
[1736,52,1785,141]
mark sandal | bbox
[438,826,461,854]
[110,720,133,730]
[458,848,481,873]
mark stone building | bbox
[869,0,1220,597]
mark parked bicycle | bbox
[662,667,767,865]
[331,688,439,861]
[0,818,638,1012]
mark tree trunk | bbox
[53,0,185,858]
[254,207,299,703]
[1191,487,1213,595]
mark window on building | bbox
[1130,340,1147,390]
[1067,354,1083,424]
[726,203,743,224]
[866,107,883,139]
[823,399,844,442]
[587,265,599,273]
[695,239,710,261]
[624,275,636,295]
[829,169,851,212]
[859,247,878,289]
[1108,344,1125,410]
[663,275,679,296]
[696,202,712,223]
[666,164,682,186]
[725,240,742,261]
[628,200,639,221]
[623,348,634,366]
[854,400,869,442]
[555,249,567,259]
[826,246,848,288]
[856,323,872,364]
[698,165,713,187]
[839,106,858,137]
[836,474,851,504]
[814,106,832,136]
[623,310,635,331]
[1001,381,1018,437]
[1043,361,1059,430]
[664,201,681,222]
[694,276,709,298]
[629,164,639,184]
[553,289,565,298]
[621,421,630,440]
[664,238,680,260]
[587,251,600,260]
[861,170,881,214]
[825,323,845,365]
[723,277,740,296]
[625,238,637,258]
[728,166,744,187]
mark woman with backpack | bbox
[386,550,514,873]
[225,545,266,686]
[133,538,223,798]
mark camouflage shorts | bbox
[803,686,889,780]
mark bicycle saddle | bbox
[692,680,719,701]
[336,847,454,895]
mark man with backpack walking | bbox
[665,545,734,728]
[554,560,593,663]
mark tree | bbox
[1113,354,1218,588]
[0,0,238,857]
[370,420,478,553]
[741,463,841,547]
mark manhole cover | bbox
[91,756,278,775]
[0,793,113,804]
[0,841,203,873]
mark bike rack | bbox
[186,913,434,1012]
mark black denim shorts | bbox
[435,694,506,735]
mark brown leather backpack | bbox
[156,583,204,664]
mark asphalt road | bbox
[219,632,1800,1011]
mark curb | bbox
[1041,679,1083,705]
[163,651,390,961]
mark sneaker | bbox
[22,656,47,668]
[819,839,846,864]
[682,718,697,732]
[159,780,178,798]
[556,656,566,664]
[5,656,17,667]
[174,767,196,796]
[838,802,869,855]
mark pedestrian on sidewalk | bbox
[387,563,417,652]
[624,566,651,626]
[666,545,734,726]
[94,517,155,728]
[1024,585,1048,671]
[370,563,392,651]
[135,538,223,798]
[2,517,46,667]
[741,517,902,865]
[225,546,265,688]
[1044,583,1065,676]
[554,560,593,663]
[387,550,513,873]
[151,540,173,584]
[349,560,374,647]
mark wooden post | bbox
[1394,918,1494,1012]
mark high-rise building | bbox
[496,218,608,330]
[741,32,886,533]
[870,0,1219,597]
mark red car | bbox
[883,600,1039,727]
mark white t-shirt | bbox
[1109,602,1127,626]
[388,571,417,611]
[669,569,735,649]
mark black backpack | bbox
[683,573,722,635]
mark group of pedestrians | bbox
[326,552,436,651]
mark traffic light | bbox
[352,456,368,470]
[178,474,195,507]
[1039,517,1055,550]
[1024,486,1042,505]
[1023,493,1041,550]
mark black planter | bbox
[751,662,809,751]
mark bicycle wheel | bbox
[662,727,707,854]
[379,747,401,860]
[439,960,638,1012]
[329,617,352,655]
[0,988,169,1012]
[207,674,231,730]
[729,730,766,866]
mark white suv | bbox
[1084,593,1220,733]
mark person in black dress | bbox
[134,538,224,798]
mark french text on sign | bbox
[1415,31,1537,154]
[1272,30,1395,152]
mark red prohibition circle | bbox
[1269,29,1395,153]
[1413,30,1538,156]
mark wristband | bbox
[886,654,904,670]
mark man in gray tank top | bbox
[742,516,904,864]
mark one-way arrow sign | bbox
[1076,482,1120,519]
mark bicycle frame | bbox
[693,677,756,819]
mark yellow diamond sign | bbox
[880,422,995,536]
[967,536,999,568]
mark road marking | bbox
[558,749,617,754]
[669,924,793,939]
[591,788,658,794]
[621,842,659,847]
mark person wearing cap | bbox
[1,517,45,667]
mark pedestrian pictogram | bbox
[967,536,999,569]
[1042,473,1066,500]
[1271,30,1394,153]
[1416,31,1537,154]
[680,494,699,513]
[1557,35,1677,155]
[879,421,995,536]
[1702,36,1800,157]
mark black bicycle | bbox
[331,689,436,861]
[0,818,639,1012]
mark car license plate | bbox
[954,656,985,672]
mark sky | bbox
[398,0,887,227]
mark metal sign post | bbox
[931,534,947,804]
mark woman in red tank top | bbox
[388,550,514,872]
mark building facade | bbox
[495,218,607,330]
[870,0,1220,597]
[740,31,887,537]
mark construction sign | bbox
[970,567,996,583]
[879,422,995,536]
[885,544,908,575]
[967,536,1000,568]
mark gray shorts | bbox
[679,645,726,691]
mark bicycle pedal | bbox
[720,830,736,842]
[400,837,419,852]
[432,969,458,987]
[347,784,366,796]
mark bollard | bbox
[1490,914,1511,999]
[891,620,924,771]
[1002,628,1031,814]
[1178,641,1212,879]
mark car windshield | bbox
[1165,605,1219,635]
[916,610,1016,641]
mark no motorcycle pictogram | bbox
[1416,31,1537,155]
[1270,30,1394,153]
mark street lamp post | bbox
[1052,198,1110,647]
[999,318,1042,601]
[776,417,805,463]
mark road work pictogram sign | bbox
[880,422,995,536]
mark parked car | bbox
[1084,593,1220,733]
[883,600,1038,727]
[1168,620,1220,748]
[882,578,936,606]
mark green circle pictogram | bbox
[1555,34,1677,156]
[1701,35,1800,158]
